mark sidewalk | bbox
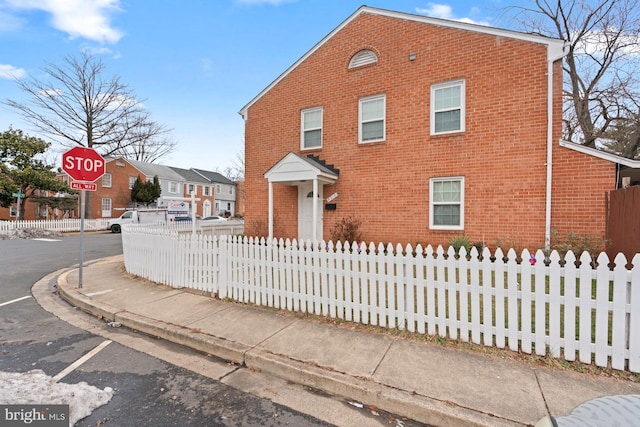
[55,256,640,426]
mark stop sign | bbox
[62,146,106,182]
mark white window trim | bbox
[430,79,465,135]
[359,94,386,144]
[102,173,112,188]
[128,176,137,190]
[301,107,323,150]
[429,176,464,230]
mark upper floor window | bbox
[216,184,221,193]
[359,94,385,143]
[188,184,195,194]
[102,173,112,188]
[430,177,464,230]
[349,49,378,69]
[204,186,210,196]
[229,186,233,195]
[301,107,322,149]
[128,176,137,189]
[169,181,178,193]
[431,80,465,135]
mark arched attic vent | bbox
[349,49,378,69]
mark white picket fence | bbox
[121,227,640,373]
[0,218,110,233]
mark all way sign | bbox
[71,181,97,191]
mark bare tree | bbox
[221,148,245,182]
[600,84,640,158]
[4,52,176,216]
[102,115,177,163]
[505,0,640,149]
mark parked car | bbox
[202,216,227,221]
[173,216,192,222]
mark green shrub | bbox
[448,235,472,253]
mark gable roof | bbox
[169,166,211,184]
[264,152,339,185]
[127,159,185,181]
[192,168,235,185]
[238,5,566,119]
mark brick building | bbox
[239,6,635,250]
[2,153,241,223]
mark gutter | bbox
[545,42,569,249]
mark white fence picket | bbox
[120,225,640,374]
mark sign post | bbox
[62,147,105,288]
[12,192,25,221]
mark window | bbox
[129,176,137,189]
[229,186,233,195]
[101,198,112,218]
[359,94,385,143]
[204,186,210,196]
[188,184,195,194]
[301,107,322,149]
[430,177,464,230]
[431,80,465,134]
[9,206,17,217]
[349,49,378,68]
[216,184,221,193]
[102,173,112,188]
[169,181,178,193]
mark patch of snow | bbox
[0,369,113,426]
[0,229,62,240]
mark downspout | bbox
[268,181,273,240]
[545,42,569,250]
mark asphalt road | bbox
[1,232,418,426]
[0,232,340,426]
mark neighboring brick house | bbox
[189,169,238,216]
[239,6,637,250]
[1,157,239,221]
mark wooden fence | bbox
[121,227,640,373]
[607,185,640,261]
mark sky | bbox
[0,0,512,173]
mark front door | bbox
[298,183,323,242]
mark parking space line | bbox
[0,296,31,307]
[53,340,113,382]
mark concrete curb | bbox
[244,348,514,427]
[114,311,248,365]
[57,270,120,322]
[55,264,521,427]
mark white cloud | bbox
[2,0,123,43]
[36,88,64,97]
[416,2,491,26]
[0,64,25,79]
[575,29,640,57]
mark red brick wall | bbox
[87,159,142,218]
[182,183,215,217]
[244,12,615,250]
